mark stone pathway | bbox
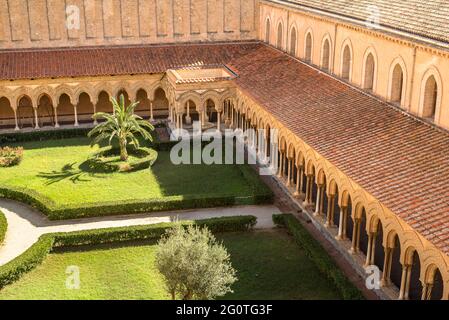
[0,199,279,266]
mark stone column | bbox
[421,283,433,300]
[365,233,374,266]
[325,194,336,227]
[264,135,271,160]
[150,101,154,121]
[186,101,191,125]
[381,247,393,287]
[294,165,302,197]
[286,158,292,186]
[350,219,360,253]
[92,100,98,125]
[398,264,411,300]
[33,107,39,129]
[304,175,313,206]
[74,106,79,127]
[217,112,221,132]
[278,152,284,177]
[314,185,323,216]
[54,107,60,128]
[13,109,19,131]
[337,206,348,240]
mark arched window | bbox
[390,64,404,105]
[341,45,352,81]
[321,39,330,71]
[363,53,375,91]
[305,32,312,63]
[265,19,270,43]
[276,22,283,49]
[289,27,297,56]
[422,75,438,120]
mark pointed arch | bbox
[320,35,332,71]
[276,20,284,50]
[340,39,353,81]
[387,57,407,107]
[362,48,377,92]
[265,16,271,44]
[304,29,313,63]
[289,25,297,56]
[419,67,442,123]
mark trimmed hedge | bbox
[0,184,270,220]
[0,162,272,220]
[0,210,7,245]
[87,146,158,172]
[0,128,91,145]
[273,213,364,300]
[0,215,256,289]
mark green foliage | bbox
[0,215,256,290]
[88,94,154,161]
[156,224,237,300]
[0,147,23,167]
[272,213,364,300]
[0,234,54,289]
[51,215,256,248]
[87,146,158,172]
[0,230,343,300]
[0,210,7,245]
[0,184,265,220]
[0,128,90,145]
[237,165,273,204]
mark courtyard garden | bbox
[0,136,271,219]
[0,229,342,300]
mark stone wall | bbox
[0,0,259,49]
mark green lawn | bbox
[0,138,261,206]
[0,230,342,300]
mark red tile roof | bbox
[0,42,257,80]
[0,41,448,254]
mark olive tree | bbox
[155,224,237,300]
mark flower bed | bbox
[0,147,23,167]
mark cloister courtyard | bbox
[0,129,361,300]
[2,0,449,302]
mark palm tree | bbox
[88,94,154,161]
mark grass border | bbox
[0,215,257,290]
[273,213,364,300]
[0,165,273,220]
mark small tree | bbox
[155,224,237,300]
[88,94,154,161]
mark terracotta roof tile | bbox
[0,41,448,255]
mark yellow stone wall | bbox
[259,0,449,130]
[0,0,259,49]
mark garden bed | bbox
[0,138,273,220]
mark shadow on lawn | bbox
[37,161,105,185]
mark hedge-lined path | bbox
[0,198,279,266]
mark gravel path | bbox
[0,199,279,266]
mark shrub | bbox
[156,224,237,300]
[0,147,23,167]
[0,234,54,289]
[87,146,158,172]
[0,128,90,145]
[0,215,256,289]
[0,210,7,245]
[273,213,364,300]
